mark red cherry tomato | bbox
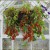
[12,34,15,40]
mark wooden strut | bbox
[12,40,14,50]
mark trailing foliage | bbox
[3,3,47,41]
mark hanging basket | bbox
[3,2,48,42]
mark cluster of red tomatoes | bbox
[5,26,19,40]
[23,25,33,42]
[23,23,42,42]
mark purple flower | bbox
[48,12,50,14]
[41,5,47,11]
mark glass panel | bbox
[4,1,11,5]
[32,39,49,50]
[0,1,4,5]
[43,21,49,35]
[0,6,4,12]
[2,38,12,50]
[14,38,30,50]
[0,1,12,14]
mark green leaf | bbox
[13,15,17,20]
[23,3,30,10]
[16,26,20,32]
[3,7,17,17]
[34,33,37,38]
[41,34,46,40]
[23,26,28,32]
[8,20,12,26]
[39,20,45,26]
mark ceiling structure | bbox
[0,0,50,15]
[0,1,16,15]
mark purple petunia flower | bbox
[41,5,47,11]
[48,12,50,14]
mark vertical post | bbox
[1,20,2,50]
[49,23,50,50]
[30,41,32,50]
[12,40,14,50]
[1,15,3,50]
